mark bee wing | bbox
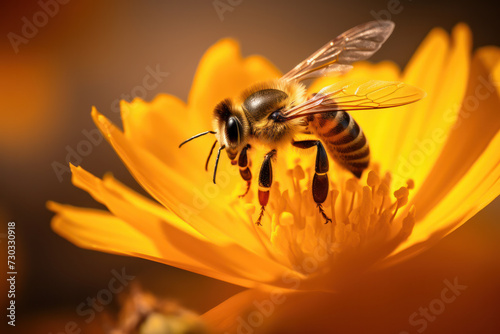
[280,21,395,82]
[283,80,426,119]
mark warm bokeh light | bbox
[0,1,499,333]
[0,53,68,157]
[49,22,499,333]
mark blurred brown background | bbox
[0,0,499,333]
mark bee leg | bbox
[292,140,332,224]
[238,144,252,198]
[256,149,277,226]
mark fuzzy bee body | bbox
[214,80,308,153]
[180,21,425,225]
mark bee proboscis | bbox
[180,21,425,225]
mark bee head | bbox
[213,98,249,160]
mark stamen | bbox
[244,204,256,225]
[293,165,305,196]
[346,178,358,215]
[391,187,410,223]
[400,205,416,240]
[377,183,390,214]
[367,170,381,199]
[232,163,417,272]
[391,205,399,223]
[330,189,339,224]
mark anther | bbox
[330,189,339,224]
[346,178,358,215]
[377,183,390,214]
[367,170,381,199]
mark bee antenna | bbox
[179,131,216,148]
[205,140,218,171]
[213,145,225,184]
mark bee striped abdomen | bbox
[308,111,370,178]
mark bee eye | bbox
[226,116,241,144]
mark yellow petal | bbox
[114,39,281,190]
[70,164,279,266]
[188,38,281,129]
[386,46,500,262]
[48,202,253,288]
[412,46,500,215]
[389,131,500,263]
[202,288,271,331]
[205,216,500,333]
[120,95,206,181]
[69,164,202,238]
[48,26,500,295]
[389,24,471,189]
[92,107,271,246]
[49,183,295,289]
[76,116,301,285]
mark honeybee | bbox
[180,21,425,225]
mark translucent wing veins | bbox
[283,80,426,119]
[281,21,395,82]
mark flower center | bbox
[237,159,416,276]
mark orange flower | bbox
[48,23,499,332]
